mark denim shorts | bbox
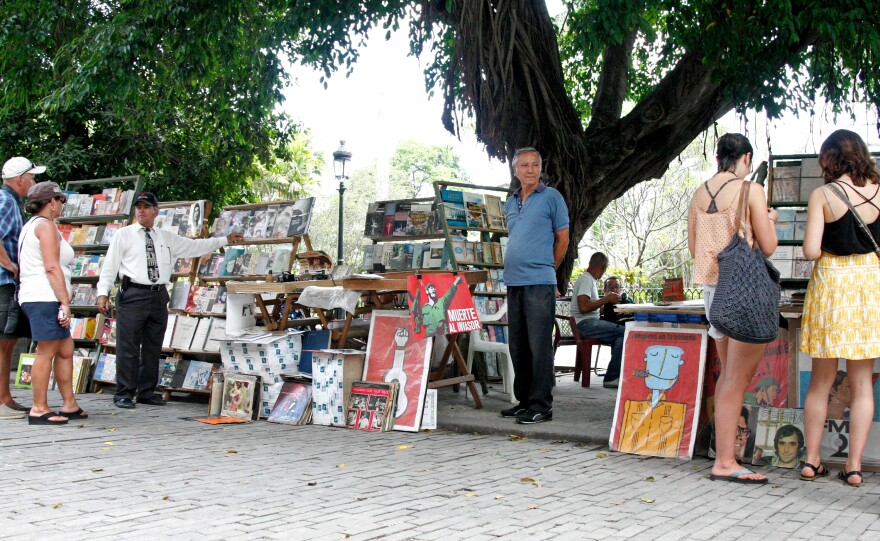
[21,301,71,342]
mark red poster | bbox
[407,273,480,338]
[363,310,433,432]
[609,326,708,459]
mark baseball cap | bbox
[27,181,66,203]
[2,157,46,179]
[135,192,159,207]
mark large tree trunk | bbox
[424,0,819,292]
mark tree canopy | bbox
[3,0,879,286]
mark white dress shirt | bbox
[97,223,227,296]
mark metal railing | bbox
[564,287,704,304]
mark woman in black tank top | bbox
[800,129,880,487]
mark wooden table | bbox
[227,279,340,332]
[342,270,489,409]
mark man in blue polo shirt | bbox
[0,157,42,419]
[501,147,569,424]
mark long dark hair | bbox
[819,129,880,187]
[716,133,753,173]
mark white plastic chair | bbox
[466,301,516,403]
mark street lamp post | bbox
[332,140,352,265]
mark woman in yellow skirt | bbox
[800,129,880,487]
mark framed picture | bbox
[220,373,259,420]
[609,324,708,459]
[363,310,433,432]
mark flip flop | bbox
[838,469,863,487]
[28,412,68,425]
[58,407,89,420]
[800,462,830,481]
[709,468,769,485]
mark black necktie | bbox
[144,228,159,283]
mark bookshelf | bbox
[360,196,447,272]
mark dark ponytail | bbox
[716,133,753,173]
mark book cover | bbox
[163,314,178,349]
[421,388,438,430]
[464,192,486,228]
[157,357,179,388]
[229,210,252,235]
[346,381,398,432]
[212,210,235,238]
[287,196,315,237]
[14,353,35,388]
[250,209,269,239]
[484,194,505,230]
[97,353,117,383]
[219,247,245,277]
[382,203,396,237]
[441,189,467,228]
[272,205,294,238]
[210,287,228,315]
[170,359,191,389]
[409,204,433,236]
[393,210,410,236]
[364,202,385,237]
[169,282,191,311]
[263,206,278,238]
[171,316,198,350]
[182,360,214,390]
[363,310,434,432]
[267,381,313,425]
[204,318,227,352]
[190,317,213,351]
[221,373,259,420]
[187,201,204,237]
[609,326,708,458]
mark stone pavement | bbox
[3,374,880,541]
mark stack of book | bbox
[163,315,227,353]
[266,380,313,426]
[70,254,105,277]
[361,241,447,272]
[363,201,444,238]
[168,283,227,313]
[153,202,205,238]
[198,246,293,278]
[157,358,219,391]
[774,208,808,242]
[448,237,505,266]
[60,223,121,246]
[472,268,506,293]
[769,246,813,279]
[71,285,98,307]
[210,197,315,240]
[93,352,118,383]
[440,189,506,231]
[61,188,136,217]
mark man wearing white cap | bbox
[0,157,45,419]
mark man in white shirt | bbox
[570,252,624,388]
[97,192,243,408]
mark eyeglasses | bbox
[737,427,751,437]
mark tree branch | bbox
[590,28,638,130]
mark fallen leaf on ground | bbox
[644,477,655,482]
[519,477,535,483]
[552,439,568,444]
[509,434,528,441]
[226,450,237,454]
[103,442,114,446]
[528,505,539,510]
[162,496,170,501]
[91,468,103,473]
[640,498,655,504]
[52,503,62,509]
[307,481,317,486]
[99,447,112,451]
[398,445,413,450]
[337,463,346,468]
[495,495,505,499]
[105,427,117,432]
[597,453,608,459]
[464,493,476,497]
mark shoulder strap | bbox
[704,177,739,214]
[734,181,751,238]
[827,183,880,259]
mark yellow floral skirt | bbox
[801,251,880,359]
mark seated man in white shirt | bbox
[570,252,624,389]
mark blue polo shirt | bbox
[0,184,24,286]
[503,183,569,286]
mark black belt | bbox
[126,282,165,291]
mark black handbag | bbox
[708,182,780,343]
[3,219,38,337]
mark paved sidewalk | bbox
[3,379,879,541]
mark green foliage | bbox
[250,131,324,203]
[387,140,469,198]
[558,0,880,121]
[0,0,296,207]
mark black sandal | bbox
[838,469,863,487]
[27,412,68,425]
[58,407,88,420]
[800,462,830,481]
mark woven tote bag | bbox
[708,182,780,343]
